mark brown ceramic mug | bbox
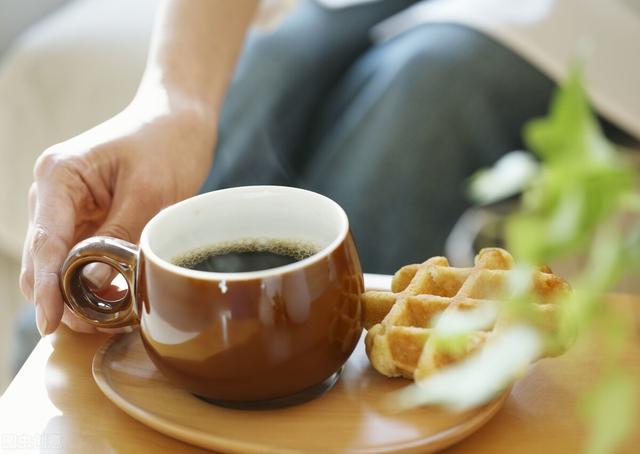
[60,186,364,406]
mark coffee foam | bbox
[171,238,320,270]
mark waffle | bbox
[363,248,570,381]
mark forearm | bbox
[134,0,259,122]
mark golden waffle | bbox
[363,248,570,381]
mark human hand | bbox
[20,96,215,335]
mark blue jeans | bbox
[200,0,554,274]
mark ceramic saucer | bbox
[94,328,508,452]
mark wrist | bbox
[131,81,217,132]
[131,84,217,157]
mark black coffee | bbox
[172,239,318,273]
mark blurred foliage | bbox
[509,68,635,264]
[472,65,639,454]
[395,65,637,453]
[583,370,636,454]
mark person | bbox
[18,0,610,337]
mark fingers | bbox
[26,192,134,336]
[21,182,102,336]
[30,182,77,335]
[19,185,38,302]
[71,183,149,334]
[21,153,154,336]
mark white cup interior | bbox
[139,186,348,279]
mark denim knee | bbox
[366,23,553,164]
[373,24,517,110]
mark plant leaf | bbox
[582,371,637,454]
[505,64,635,264]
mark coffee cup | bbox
[60,186,364,406]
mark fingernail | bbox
[83,263,113,289]
[35,304,49,337]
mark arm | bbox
[136,0,259,126]
[21,0,259,335]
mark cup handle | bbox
[60,236,140,328]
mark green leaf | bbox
[524,65,615,164]
[582,371,637,454]
[432,332,472,357]
[503,63,635,264]
[461,63,639,454]
[579,226,626,291]
[624,225,640,269]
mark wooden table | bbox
[1,294,639,454]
